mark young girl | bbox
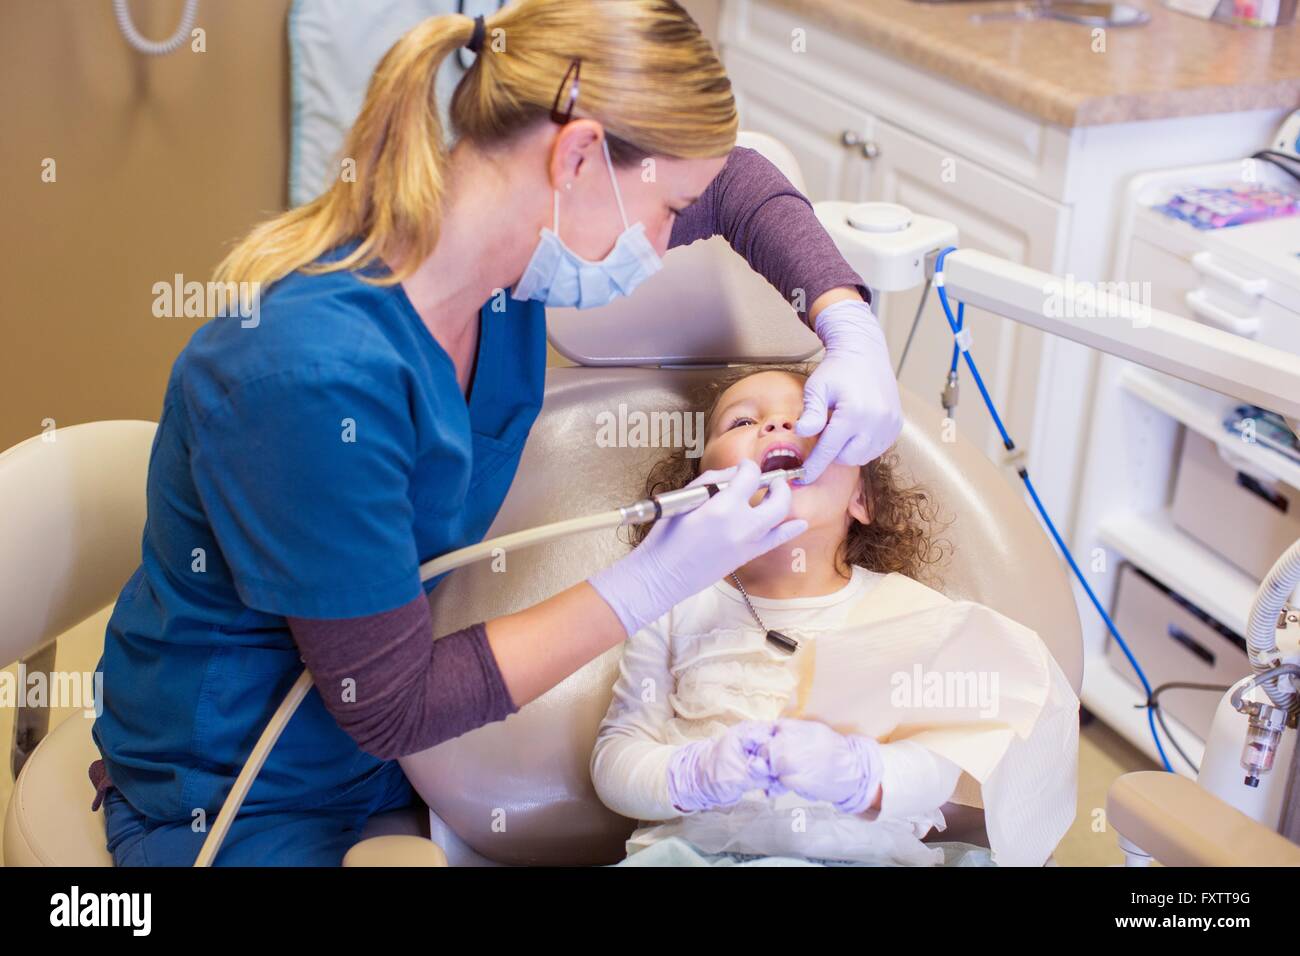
[590,364,1079,867]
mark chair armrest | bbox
[342,835,450,867]
[1107,771,1300,866]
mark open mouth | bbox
[759,444,805,474]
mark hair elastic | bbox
[466,13,486,54]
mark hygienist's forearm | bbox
[288,597,517,760]
[669,146,871,323]
[484,582,627,708]
[809,286,865,323]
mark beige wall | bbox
[0,0,293,451]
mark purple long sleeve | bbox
[286,595,517,760]
[670,145,872,323]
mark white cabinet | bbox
[724,48,873,204]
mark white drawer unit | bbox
[1072,156,1300,765]
[1104,563,1247,741]
[1171,430,1300,583]
[1125,165,1300,356]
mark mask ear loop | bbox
[552,135,629,241]
[601,136,630,230]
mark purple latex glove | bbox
[795,299,902,484]
[589,459,808,638]
[667,721,778,813]
[766,718,883,814]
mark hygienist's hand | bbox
[589,459,808,638]
[796,299,902,484]
[765,718,883,814]
[667,721,778,813]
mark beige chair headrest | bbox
[0,421,156,668]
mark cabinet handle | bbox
[1190,252,1268,298]
[839,131,880,159]
[1184,289,1261,338]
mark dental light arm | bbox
[939,248,1300,425]
[817,201,1300,426]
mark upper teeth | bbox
[762,449,801,468]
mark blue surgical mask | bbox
[511,137,663,309]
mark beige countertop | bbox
[759,0,1300,126]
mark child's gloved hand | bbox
[589,459,807,638]
[795,299,902,484]
[765,718,883,814]
[667,720,779,813]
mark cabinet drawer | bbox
[1171,430,1300,582]
[1104,563,1246,740]
[1127,235,1300,354]
[866,117,1069,466]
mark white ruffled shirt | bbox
[590,567,970,865]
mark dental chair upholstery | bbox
[2,132,1083,867]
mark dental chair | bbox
[1,133,1084,867]
[392,132,1085,866]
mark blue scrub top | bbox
[93,244,547,822]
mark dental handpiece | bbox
[618,466,807,526]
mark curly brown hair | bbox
[626,364,953,586]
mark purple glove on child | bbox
[764,718,883,814]
[666,721,778,813]
[665,718,884,815]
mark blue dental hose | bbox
[932,246,1174,773]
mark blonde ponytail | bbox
[215,0,736,291]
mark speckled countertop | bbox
[758,0,1300,126]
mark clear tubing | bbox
[193,668,313,866]
[419,510,625,583]
[1247,538,1300,711]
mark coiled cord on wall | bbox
[112,0,200,56]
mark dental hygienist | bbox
[90,0,902,866]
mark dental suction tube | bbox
[417,466,806,582]
[618,466,806,525]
